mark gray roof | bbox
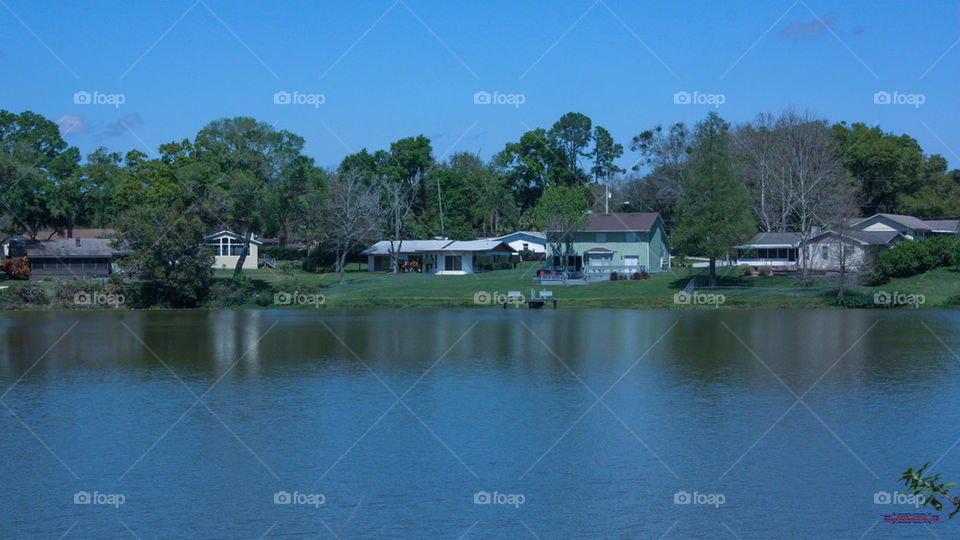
[361,238,516,255]
[924,219,960,233]
[810,230,903,245]
[10,238,128,258]
[438,239,515,252]
[493,231,546,240]
[582,213,660,231]
[361,239,451,256]
[735,232,802,248]
[858,214,933,231]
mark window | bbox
[624,256,639,267]
[444,255,462,271]
[596,232,606,243]
[626,233,637,242]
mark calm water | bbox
[1,308,959,538]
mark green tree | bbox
[52,147,123,237]
[831,122,927,214]
[0,110,80,240]
[549,112,592,183]
[535,185,587,273]
[113,152,213,307]
[673,112,755,287]
[194,117,311,276]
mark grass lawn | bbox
[218,261,960,309]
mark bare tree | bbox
[322,172,382,284]
[383,177,419,274]
[733,113,793,232]
[774,110,850,284]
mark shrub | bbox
[876,237,948,279]
[3,283,47,307]
[758,266,772,277]
[1,256,30,280]
[737,264,753,276]
[609,271,619,281]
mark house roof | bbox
[810,230,904,246]
[735,232,802,248]
[203,230,264,245]
[10,238,128,258]
[35,228,116,240]
[581,213,660,231]
[924,219,960,233]
[361,239,450,255]
[492,231,546,241]
[436,239,516,253]
[361,238,517,255]
[857,214,933,231]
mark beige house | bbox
[205,231,261,270]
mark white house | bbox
[805,230,904,271]
[205,231,262,270]
[361,238,517,274]
[489,231,546,259]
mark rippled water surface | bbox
[1,308,958,538]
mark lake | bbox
[1,308,958,538]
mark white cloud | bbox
[55,114,89,135]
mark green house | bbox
[547,212,671,273]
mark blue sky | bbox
[1,0,957,171]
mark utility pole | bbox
[436,175,445,237]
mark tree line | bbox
[1,107,957,301]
